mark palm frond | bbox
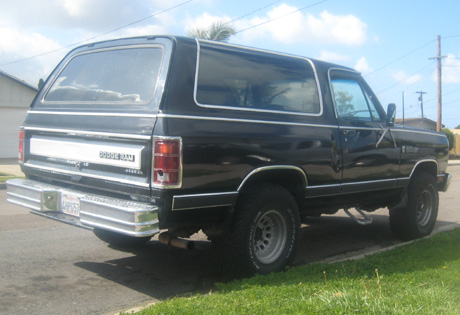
[187,20,236,42]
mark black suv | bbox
[7,36,451,274]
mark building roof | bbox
[0,70,38,92]
[395,117,445,129]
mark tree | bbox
[455,124,460,130]
[442,128,454,151]
[37,78,44,90]
[335,90,354,117]
[187,20,236,42]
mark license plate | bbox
[61,191,81,217]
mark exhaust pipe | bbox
[158,232,195,250]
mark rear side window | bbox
[196,44,321,115]
[44,46,164,104]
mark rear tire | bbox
[215,183,300,275]
[93,228,152,248]
[389,172,438,240]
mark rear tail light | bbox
[153,137,182,188]
[18,128,24,163]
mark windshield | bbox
[44,46,164,104]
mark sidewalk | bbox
[0,158,24,177]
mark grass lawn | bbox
[133,228,460,315]
[0,173,23,182]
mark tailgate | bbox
[22,114,156,196]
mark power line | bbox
[235,0,328,34]
[0,0,194,67]
[374,62,434,95]
[226,0,282,25]
[444,34,460,40]
[364,39,435,77]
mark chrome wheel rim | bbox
[253,210,287,264]
[416,189,433,227]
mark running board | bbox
[344,208,373,225]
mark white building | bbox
[395,117,443,131]
[0,70,38,158]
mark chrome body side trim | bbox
[156,113,338,129]
[392,128,445,137]
[172,191,238,211]
[27,110,158,118]
[409,159,439,177]
[23,126,152,140]
[306,177,407,198]
[6,178,159,237]
[340,178,396,194]
[194,39,324,117]
[327,67,361,120]
[339,126,386,132]
[238,165,308,192]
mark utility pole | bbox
[415,91,426,118]
[429,35,447,132]
[402,91,405,125]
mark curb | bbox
[319,222,460,264]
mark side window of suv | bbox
[196,43,321,115]
[331,77,383,122]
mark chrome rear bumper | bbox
[6,178,159,237]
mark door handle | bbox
[341,130,357,136]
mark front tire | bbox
[217,183,300,275]
[389,172,439,240]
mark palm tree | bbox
[187,20,236,42]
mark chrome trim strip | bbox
[30,136,143,170]
[304,172,445,197]
[41,44,166,106]
[339,126,385,131]
[341,178,396,187]
[306,183,341,189]
[328,67,361,120]
[79,211,156,227]
[409,159,439,177]
[27,110,158,118]
[238,166,308,192]
[194,39,324,117]
[24,126,152,140]
[391,128,444,137]
[157,113,338,129]
[172,191,238,211]
[174,191,238,199]
[172,203,234,211]
[23,162,150,187]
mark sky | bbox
[1,0,460,127]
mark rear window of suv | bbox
[44,46,164,104]
[195,43,321,115]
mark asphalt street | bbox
[0,164,459,314]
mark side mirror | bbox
[386,103,396,127]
